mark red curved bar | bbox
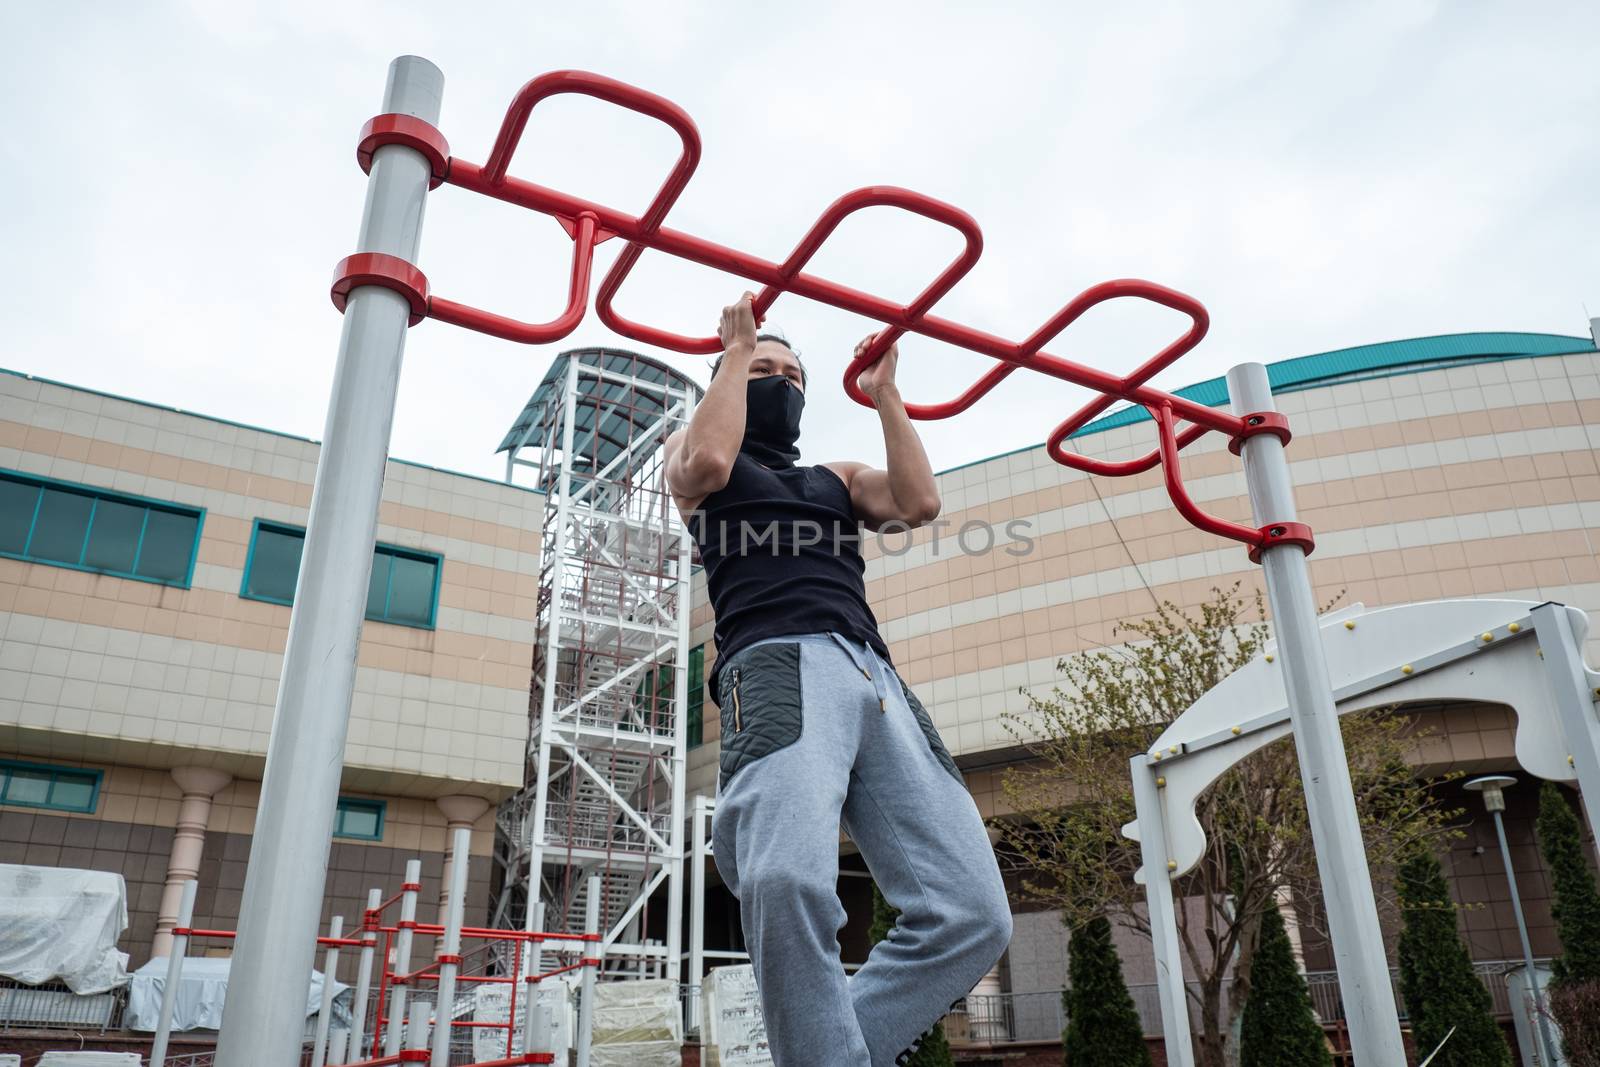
[760,187,1004,414]
[429,213,600,345]
[476,70,712,352]
[1050,419,1208,477]
[344,67,1312,560]
[1150,402,1262,547]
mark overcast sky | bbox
[4,1,1597,482]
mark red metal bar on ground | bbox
[528,960,587,981]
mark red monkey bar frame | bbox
[331,69,1311,561]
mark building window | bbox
[687,645,705,748]
[241,520,442,630]
[333,797,385,841]
[0,470,203,587]
[0,760,101,814]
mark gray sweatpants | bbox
[711,632,1013,1067]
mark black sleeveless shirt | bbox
[691,452,891,694]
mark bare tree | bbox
[991,584,1458,1067]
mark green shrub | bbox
[1062,914,1151,1067]
[1537,782,1600,988]
[1396,849,1511,1067]
[1239,902,1330,1067]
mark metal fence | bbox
[959,957,1544,1044]
[0,977,126,1032]
[0,957,1547,1055]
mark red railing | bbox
[171,917,575,1066]
[332,69,1313,561]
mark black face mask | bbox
[740,374,805,468]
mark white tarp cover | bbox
[703,965,773,1067]
[589,977,681,1067]
[0,865,130,994]
[124,956,349,1031]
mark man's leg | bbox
[842,662,1013,1066]
[712,638,875,1067]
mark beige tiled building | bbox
[5,328,1600,1052]
[0,367,542,962]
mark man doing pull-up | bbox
[663,294,1012,1067]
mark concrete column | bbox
[435,795,490,921]
[152,767,233,958]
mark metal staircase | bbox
[490,348,701,984]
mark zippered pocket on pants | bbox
[717,644,803,791]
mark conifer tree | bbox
[1062,914,1151,1067]
[1396,849,1511,1067]
[1536,781,1600,987]
[1239,902,1330,1067]
[870,882,956,1067]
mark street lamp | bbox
[1463,775,1560,1067]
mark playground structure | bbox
[1127,597,1600,1064]
[207,53,1600,1067]
[150,829,583,1067]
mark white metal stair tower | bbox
[492,347,700,983]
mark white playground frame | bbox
[1128,597,1600,1066]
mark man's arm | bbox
[829,336,941,530]
[665,294,759,510]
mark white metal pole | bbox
[576,873,603,1067]
[431,827,472,1067]
[666,382,696,1000]
[327,1029,349,1065]
[311,915,345,1067]
[1530,603,1600,838]
[215,55,443,1067]
[1488,807,1560,1066]
[689,794,708,1037]
[525,354,583,952]
[407,1005,432,1051]
[348,888,382,1058]
[521,900,548,1057]
[1227,363,1406,1066]
[385,859,424,1057]
[1130,758,1195,1067]
[149,878,197,1067]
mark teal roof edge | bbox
[1068,331,1595,440]
[935,331,1595,478]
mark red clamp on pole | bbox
[331,254,429,326]
[358,114,451,189]
[1229,411,1292,456]
[436,954,463,966]
[1249,521,1315,565]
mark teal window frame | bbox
[0,759,102,814]
[687,645,705,749]
[333,796,386,841]
[0,469,204,588]
[239,519,443,630]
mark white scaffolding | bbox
[492,347,702,988]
